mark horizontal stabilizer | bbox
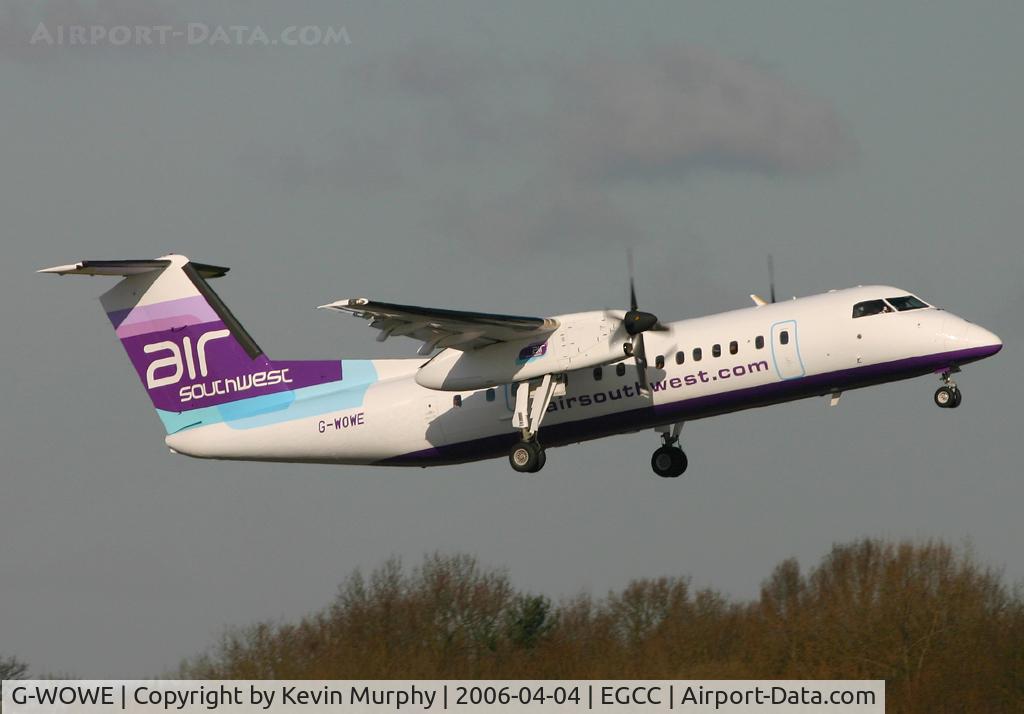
[39,259,229,279]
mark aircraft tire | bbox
[652,446,687,478]
[509,441,544,473]
[529,450,547,473]
[934,386,957,408]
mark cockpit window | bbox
[887,295,929,311]
[852,299,892,318]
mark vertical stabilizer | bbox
[40,255,342,434]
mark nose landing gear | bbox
[934,370,962,409]
[934,385,961,408]
[651,422,687,478]
[652,445,687,478]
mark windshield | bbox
[886,295,929,311]
[852,299,892,318]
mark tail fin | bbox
[40,255,341,434]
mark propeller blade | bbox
[618,250,666,344]
[628,249,639,311]
[768,254,776,304]
[633,332,650,392]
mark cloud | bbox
[361,45,852,182]
[374,45,510,99]
[235,138,405,194]
[550,47,853,181]
[242,44,854,254]
[356,45,531,162]
[433,182,644,257]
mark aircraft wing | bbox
[318,298,559,353]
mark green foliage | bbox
[180,540,1024,712]
[505,594,555,649]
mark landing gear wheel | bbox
[509,441,545,473]
[531,450,547,473]
[934,386,959,409]
[651,446,687,478]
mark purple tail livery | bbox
[41,255,340,429]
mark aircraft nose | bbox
[966,324,1003,357]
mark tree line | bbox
[181,538,1024,712]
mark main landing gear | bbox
[509,440,546,473]
[934,369,962,409]
[651,422,687,478]
[507,374,563,473]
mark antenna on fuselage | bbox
[768,254,776,304]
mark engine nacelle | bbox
[415,310,628,391]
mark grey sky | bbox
[2,0,1023,677]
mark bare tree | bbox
[0,655,29,679]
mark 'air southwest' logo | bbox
[144,329,231,388]
[143,329,292,404]
[516,341,548,365]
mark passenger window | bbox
[655,355,665,369]
[485,388,495,402]
[852,299,891,318]
[615,363,626,377]
[779,331,789,345]
[453,395,462,407]
[887,295,929,311]
[755,335,765,349]
[675,351,685,365]
[693,347,702,362]
[712,343,721,358]
[593,367,603,381]
[729,341,738,355]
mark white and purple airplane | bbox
[41,254,1002,477]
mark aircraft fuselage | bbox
[164,285,1002,466]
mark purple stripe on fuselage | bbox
[108,295,218,335]
[381,344,1002,466]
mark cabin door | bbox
[770,320,806,380]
